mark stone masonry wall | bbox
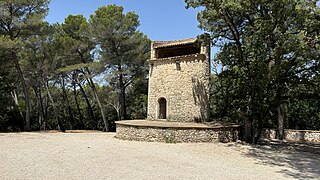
[116,124,240,143]
[147,53,210,122]
[261,129,320,143]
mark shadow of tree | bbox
[192,77,209,122]
[227,141,320,179]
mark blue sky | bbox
[46,1,319,72]
[46,0,204,41]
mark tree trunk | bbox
[44,80,65,132]
[239,108,253,143]
[73,83,84,129]
[93,86,109,131]
[277,103,286,140]
[61,78,75,129]
[86,76,109,132]
[83,67,109,131]
[39,88,46,130]
[109,102,121,121]
[244,117,253,143]
[78,82,95,127]
[119,72,127,120]
[78,52,109,131]
[45,91,49,129]
[10,90,24,120]
[13,52,31,131]
[32,86,42,130]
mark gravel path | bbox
[0,132,319,180]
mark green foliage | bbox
[0,36,23,130]
[1,2,150,131]
[0,0,50,39]
[90,5,150,120]
[127,76,148,119]
[164,133,177,143]
[186,0,320,142]
[287,99,320,130]
[0,0,50,131]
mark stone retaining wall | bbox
[261,129,320,143]
[116,124,240,143]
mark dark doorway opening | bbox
[158,98,167,119]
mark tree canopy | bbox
[186,0,320,142]
[0,3,150,132]
[90,5,150,120]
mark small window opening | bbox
[176,60,181,71]
[158,98,167,119]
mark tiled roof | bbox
[152,38,197,49]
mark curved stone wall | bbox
[115,121,240,143]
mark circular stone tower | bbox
[147,38,210,122]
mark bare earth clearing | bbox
[0,132,319,180]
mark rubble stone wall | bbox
[261,129,320,143]
[147,54,210,122]
[116,124,240,143]
[147,39,210,123]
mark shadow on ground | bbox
[227,140,320,179]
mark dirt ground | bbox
[0,132,319,180]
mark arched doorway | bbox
[158,98,167,119]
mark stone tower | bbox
[147,38,210,122]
